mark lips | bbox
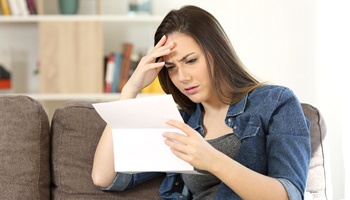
[184,86,198,95]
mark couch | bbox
[0,95,330,199]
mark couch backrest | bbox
[50,101,163,199]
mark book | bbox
[111,52,122,93]
[0,79,11,89]
[8,0,20,15]
[0,64,11,89]
[92,95,198,173]
[5,0,30,16]
[17,0,29,15]
[25,0,37,14]
[103,55,108,85]
[104,54,115,93]
[117,43,133,92]
[0,0,11,15]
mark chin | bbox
[187,95,204,104]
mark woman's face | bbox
[162,33,214,104]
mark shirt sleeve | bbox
[267,87,311,199]
[98,172,164,191]
[277,178,303,200]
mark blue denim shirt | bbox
[100,85,311,200]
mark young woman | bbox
[92,5,311,200]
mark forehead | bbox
[165,32,198,46]
[164,33,202,61]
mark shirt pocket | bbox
[232,113,261,140]
[233,114,266,172]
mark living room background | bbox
[0,0,348,199]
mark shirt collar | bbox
[226,94,247,117]
[186,94,248,130]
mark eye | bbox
[186,58,197,64]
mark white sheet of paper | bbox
[92,94,197,173]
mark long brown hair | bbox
[155,5,262,110]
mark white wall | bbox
[152,0,347,199]
[316,1,350,199]
[153,0,319,101]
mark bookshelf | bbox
[0,0,164,102]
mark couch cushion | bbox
[302,103,329,200]
[51,101,163,199]
[0,95,51,199]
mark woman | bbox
[92,5,311,200]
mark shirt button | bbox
[175,181,180,186]
[234,126,237,129]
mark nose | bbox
[177,66,190,83]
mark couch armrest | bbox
[302,103,332,200]
[0,95,50,199]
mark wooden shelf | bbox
[0,15,163,23]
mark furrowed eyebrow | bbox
[178,52,195,62]
[164,52,195,65]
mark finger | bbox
[154,35,174,50]
[164,139,192,163]
[147,62,165,71]
[140,48,170,65]
[165,119,195,136]
[164,138,187,153]
[154,42,173,52]
[151,40,173,56]
[170,148,189,161]
[150,37,174,63]
[163,131,188,142]
[151,48,171,62]
[154,35,167,48]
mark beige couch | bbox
[0,95,330,199]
